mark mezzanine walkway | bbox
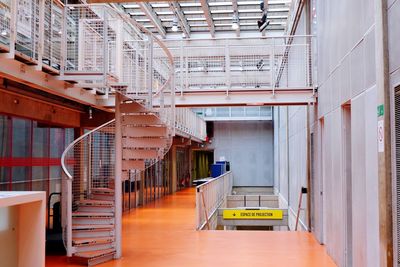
[46,188,336,267]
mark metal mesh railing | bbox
[196,171,233,230]
[175,108,207,141]
[0,0,11,47]
[165,36,314,94]
[43,0,62,70]
[61,120,116,255]
[15,0,40,60]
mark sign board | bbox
[377,104,384,117]
[378,120,384,152]
[223,209,283,220]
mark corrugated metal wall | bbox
[389,0,400,265]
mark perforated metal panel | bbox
[395,86,400,266]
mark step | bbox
[72,224,114,231]
[123,149,159,160]
[122,137,169,149]
[72,228,114,239]
[122,114,163,126]
[72,248,115,267]
[91,188,114,195]
[72,212,114,218]
[122,126,167,138]
[73,217,114,225]
[91,194,114,201]
[73,242,114,253]
[73,237,114,247]
[77,200,114,207]
[120,102,148,113]
[122,159,146,171]
[78,206,115,213]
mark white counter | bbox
[0,191,46,267]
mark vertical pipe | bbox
[114,93,123,259]
[375,0,393,265]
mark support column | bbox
[375,0,393,266]
[114,93,122,259]
[171,145,177,193]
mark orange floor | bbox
[46,188,337,267]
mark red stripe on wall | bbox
[0,157,61,167]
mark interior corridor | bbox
[46,188,336,267]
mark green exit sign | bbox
[377,105,384,117]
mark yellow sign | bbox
[223,209,283,220]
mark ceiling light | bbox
[232,13,239,30]
[172,17,178,32]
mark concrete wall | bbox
[274,106,308,231]
[213,121,274,187]
[315,0,380,266]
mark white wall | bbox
[213,121,274,187]
[273,0,387,266]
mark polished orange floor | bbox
[46,188,337,267]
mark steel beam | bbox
[100,88,316,107]
[169,1,191,38]
[0,58,105,109]
[199,0,215,38]
[262,0,269,37]
[138,3,166,38]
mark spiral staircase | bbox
[60,4,177,266]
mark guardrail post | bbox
[147,37,154,107]
[180,40,184,97]
[36,0,45,70]
[8,0,17,58]
[271,39,276,95]
[225,44,231,96]
[66,178,72,256]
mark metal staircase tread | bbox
[72,224,114,230]
[72,237,114,246]
[73,248,116,259]
[72,212,114,217]
[77,200,114,206]
[91,188,114,193]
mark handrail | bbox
[61,119,116,180]
[65,3,175,97]
[196,171,233,230]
